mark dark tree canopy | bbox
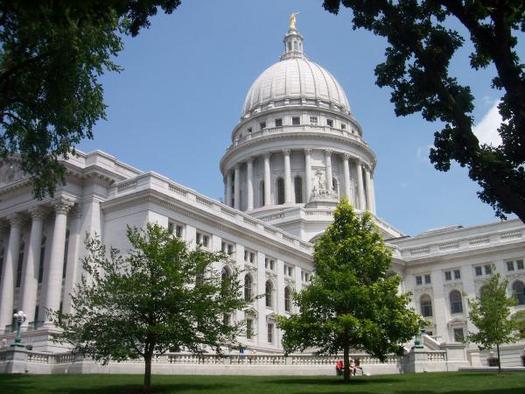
[54,224,244,392]
[278,199,422,383]
[323,0,525,222]
[0,1,181,198]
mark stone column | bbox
[256,251,266,346]
[304,149,312,203]
[263,153,271,206]
[43,199,73,326]
[369,171,376,214]
[325,150,333,191]
[283,149,292,204]
[246,158,254,211]
[20,207,47,329]
[364,167,373,212]
[62,207,82,315]
[234,164,240,210]
[225,170,232,207]
[356,160,366,210]
[343,154,351,200]
[0,214,23,333]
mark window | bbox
[292,116,300,125]
[260,121,266,130]
[265,281,273,308]
[247,127,252,133]
[246,318,254,339]
[454,269,461,280]
[284,286,291,312]
[284,264,294,277]
[244,274,253,301]
[445,271,452,281]
[267,323,274,343]
[506,261,515,271]
[424,274,431,284]
[475,266,483,276]
[416,275,422,286]
[326,119,334,127]
[221,266,231,283]
[244,250,256,264]
[265,257,275,271]
[484,265,492,275]
[221,241,235,256]
[294,176,303,203]
[62,229,70,279]
[302,271,311,282]
[309,116,318,124]
[341,123,346,130]
[512,281,525,305]
[517,259,524,270]
[16,242,25,288]
[275,118,283,127]
[276,177,285,205]
[453,328,464,342]
[38,237,46,284]
[169,222,184,238]
[196,232,210,248]
[449,290,463,314]
[420,294,433,317]
[332,177,339,196]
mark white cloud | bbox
[473,100,503,147]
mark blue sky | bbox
[78,0,514,236]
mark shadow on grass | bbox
[267,376,399,386]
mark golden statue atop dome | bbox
[289,12,300,31]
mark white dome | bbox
[242,57,351,117]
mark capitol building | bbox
[0,19,524,373]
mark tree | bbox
[278,199,422,383]
[466,273,519,373]
[323,1,525,222]
[53,224,245,392]
[0,1,181,198]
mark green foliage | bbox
[54,223,244,391]
[467,273,519,350]
[0,1,181,198]
[278,199,422,382]
[323,1,525,222]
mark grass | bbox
[0,372,524,394]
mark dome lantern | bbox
[281,13,304,61]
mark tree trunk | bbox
[343,345,351,383]
[496,343,501,373]
[144,352,153,393]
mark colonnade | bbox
[0,197,76,333]
[224,149,376,213]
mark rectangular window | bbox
[247,127,252,133]
[309,116,318,124]
[517,259,524,270]
[169,222,184,238]
[221,241,235,256]
[246,319,253,339]
[260,121,266,130]
[424,274,431,284]
[484,265,492,275]
[416,275,422,286]
[275,118,283,127]
[475,266,483,276]
[267,323,274,343]
[326,119,334,127]
[292,116,300,125]
[453,328,464,342]
[341,123,346,130]
[196,231,210,248]
[444,271,452,281]
[244,250,255,264]
[506,261,515,271]
[265,257,275,271]
[454,269,461,280]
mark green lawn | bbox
[0,372,524,393]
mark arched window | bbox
[244,274,252,302]
[16,242,25,288]
[294,176,303,203]
[221,266,231,292]
[38,236,46,284]
[260,180,265,207]
[284,286,291,312]
[276,177,285,204]
[449,290,463,314]
[420,294,433,317]
[265,280,273,308]
[512,281,525,305]
[332,177,339,196]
